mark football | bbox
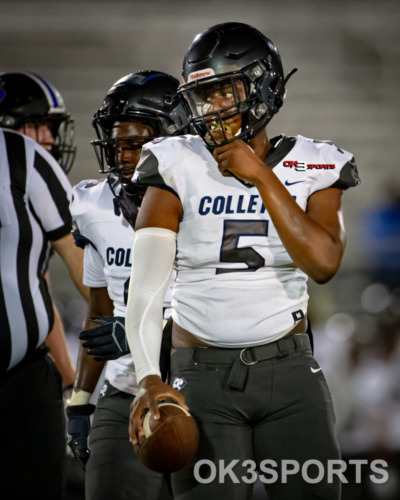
[135,401,199,473]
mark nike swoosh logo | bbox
[310,367,322,373]
[285,180,305,186]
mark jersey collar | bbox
[263,135,296,169]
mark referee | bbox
[0,73,88,499]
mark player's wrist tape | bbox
[69,388,92,406]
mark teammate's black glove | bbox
[80,316,173,382]
[80,317,129,361]
[66,404,95,471]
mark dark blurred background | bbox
[1,0,399,498]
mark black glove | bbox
[80,316,173,382]
[66,404,95,470]
[80,316,129,361]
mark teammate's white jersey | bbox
[71,177,173,395]
[137,134,360,347]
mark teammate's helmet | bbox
[92,70,188,175]
[0,71,76,173]
[179,22,297,148]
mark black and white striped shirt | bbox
[0,129,73,372]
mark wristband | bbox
[66,403,96,418]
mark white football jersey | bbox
[71,178,174,395]
[137,134,360,347]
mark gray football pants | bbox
[85,382,172,500]
[170,333,341,500]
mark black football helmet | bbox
[179,22,297,148]
[91,70,189,227]
[0,71,76,173]
[92,70,188,176]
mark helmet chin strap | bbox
[107,173,122,217]
[107,171,144,228]
[284,68,298,86]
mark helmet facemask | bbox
[180,74,248,148]
[18,115,76,174]
[180,61,287,149]
[92,121,159,177]
[92,118,159,225]
[51,116,76,174]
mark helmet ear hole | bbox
[251,103,268,120]
[270,76,280,92]
[269,76,281,94]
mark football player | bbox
[66,71,187,500]
[126,23,360,499]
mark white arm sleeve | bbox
[125,227,177,383]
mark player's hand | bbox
[80,317,129,361]
[213,137,265,185]
[129,375,188,447]
[66,404,95,470]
